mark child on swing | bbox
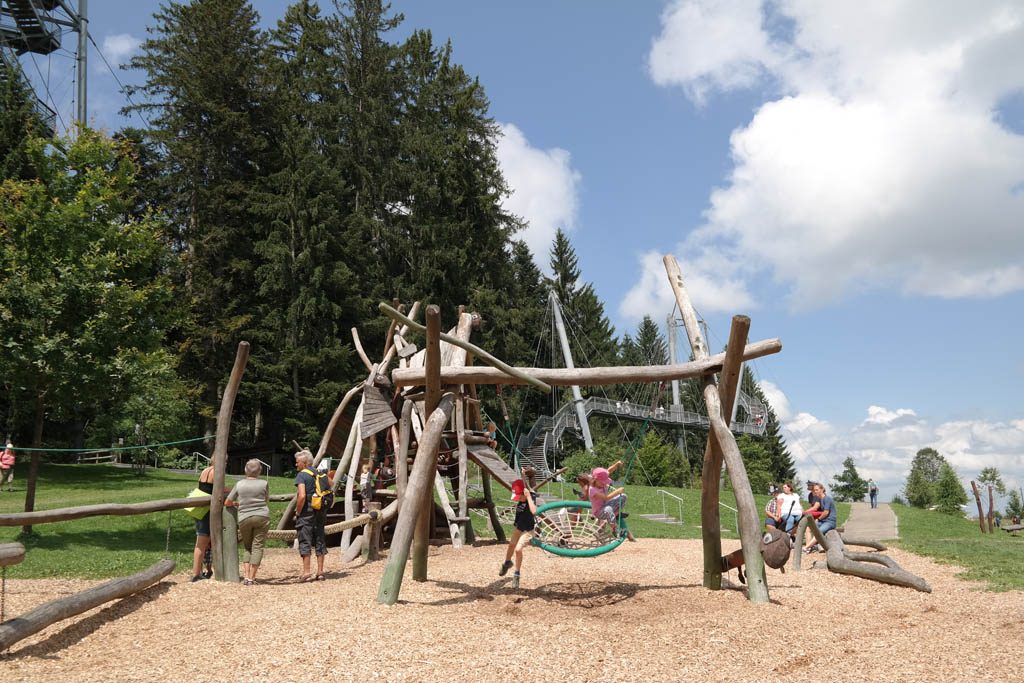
[498,472,537,589]
[588,461,636,542]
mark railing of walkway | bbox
[657,489,684,523]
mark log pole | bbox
[210,342,250,581]
[0,559,175,651]
[970,481,987,534]
[413,306,442,581]
[378,394,455,605]
[481,470,505,544]
[390,340,781,388]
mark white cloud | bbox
[495,123,581,267]
[641,0,1024,309]
[100,33,141,69]
[757,380,791,421]
[760,388,1024,510]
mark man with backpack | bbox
[294,449,331,582]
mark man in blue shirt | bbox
[805,483,837,554]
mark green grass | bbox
[0,463,298,579]
[890,503,1024,591]
[0,463,853,579]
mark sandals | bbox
[315,574,326,582]
[243,578,254,586]
[298,574,314,583]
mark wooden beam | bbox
[210,342,250,582]
[380,302,552,393]
[351,327,374,372]
[378,393,456,605]
[0,559,175,651]
[390,339,780,387]
[415,305,443,580]
[970,481,987,534]
[824,530,931,592]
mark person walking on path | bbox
[868,479,879,508]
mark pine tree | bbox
[127,0,271,437]
[0,62,46,181]
[934,462,968,516]
[249,0,360,446]
[831,456,868,502]
[739,367,796,484]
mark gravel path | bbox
[1,539,1022,682]
[842,502,899,540]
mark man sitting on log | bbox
[804,483,836,554]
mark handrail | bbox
[720,502,739,534]
[657,489,684,523]
[193,452,210,473]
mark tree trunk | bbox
[970,481,987,534]
[987,485,995,534]
[22,390,46,535]
[210,342,250,581]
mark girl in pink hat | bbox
[588,461,635,541]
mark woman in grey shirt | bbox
[226,459,271,585]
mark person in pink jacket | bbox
[1,442,16,491]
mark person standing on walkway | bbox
[868,479,879,509]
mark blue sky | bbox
[15,1,1024,506]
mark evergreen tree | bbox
[831,456,868,502]
[903,447,947,508]
[934,462,968,516]
[546,229,618,370]
[1006,490,1024,520]
[739,367,796,484]
[634,315,669,366]
[127,0,271,437]
[0,60,46,180]
[251,0,360,446]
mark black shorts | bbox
[296,513,328,557]
[195,513,211,537]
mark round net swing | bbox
[530,500,630,558]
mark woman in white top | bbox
[775,481,803,532]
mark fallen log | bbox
[0,494,295,527]
[0,542,25,567]
[0,558,175,651]
[824,530,931,593]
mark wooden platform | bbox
[465,443,518,491]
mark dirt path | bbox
[843,502,899,540]
[1,539,1022,682]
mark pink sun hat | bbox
[591,467,612,487]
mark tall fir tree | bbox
[249,0,360,446]
[831,456,868,501]
[0,60,46,181]
[127,0,272,437]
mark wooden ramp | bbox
[466,444,518,491]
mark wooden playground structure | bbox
[0,255,929,651]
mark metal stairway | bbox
[0,0,61,55]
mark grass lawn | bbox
[0,463,851,579]
[890,503,1024,591]
[0,463,299,579]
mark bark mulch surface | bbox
[2,539,1022,682]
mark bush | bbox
[890,494,906,506]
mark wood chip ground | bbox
[2,539,1022,682]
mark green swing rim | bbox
[531,500,629,558]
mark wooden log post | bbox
[987,484,996,534]
[377,393,455,605]
[0,558,175,651]
[362,501,383,562]
[663,255,770,603]
[791,515,830,572]
[0,542,25,567]
[341,433,366,552]
[210,342,250,582]
[481,470,505,544]
[970,481,987,534]
[221,504,240,583]
[456,399,470,546]
[396,400,412,506]
[413,305,443,582]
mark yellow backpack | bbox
[302,468,334,511]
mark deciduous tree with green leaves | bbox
[903,447,947,508]
[0,131,174,530]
